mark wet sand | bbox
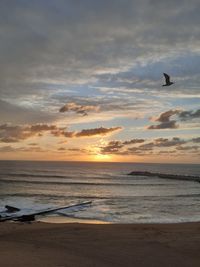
[0,222,200,267]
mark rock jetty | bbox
[128,171,200,182]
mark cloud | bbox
[147,109,180,130]
[46,125,123,139]
[94,51,200,97]
[179,109,200,120]
[0,1,200,162]
[147,109,180,129]
[0,137,19,143]
[123,139,145,145]
[0,146,15,152]
[59,102,100,116]
[0,145,44,153]
[100,141,124,153]
[0,123,58,142]
[51,129,74,138]
[75,126,122,137]
[57,147,67,151]
[52,126,122,138]
[28,124,57,132]
[147,108,200,130]
[154,137,186,147]
[100,136,195,156]
[1,1,200,101]
[192,137,200,143]
[101,138,145,153]
[153,109,181,123]
[56,95,152,115]
[176,145,199,151]
[147,121,178,130]
[0,99,57,124]
[0,122,122,143]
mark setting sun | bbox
[93,154,112,161]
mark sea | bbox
[0,160,200,224]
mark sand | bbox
[0,222,200,267]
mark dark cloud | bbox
[57,147,66,151]
[59,102,99,116]
[75,127,122,137]
[154,137,186,147]
[0,122,121,142]
[0,124,32,142]
[0,123,58,142]
[123,139,145,145]
[29,124,57,132]
[143,137,186,151]
[51,126,122,138]
[1,0,200,100]
[100,141,124,153]
[192,137,200,143]
[101,139,145,153]
[154,110,180,123]
[176,145,199,151]
[147,109,180,129]
[57,147,91,154]
[179,109,200,120]
[51,129,74,138]
[147,108,200,130]
[52,126,122,138]
[100,137,193,156]
[147,121,178,130]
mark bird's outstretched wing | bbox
[163,73,170,84]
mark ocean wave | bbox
[0,178,180,187]
[0,193,108,200]
[1,193,200,200]
[0,172,122,180]
[0,173,66,179]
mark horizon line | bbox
[0,159,199,165]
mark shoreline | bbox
[38,215,200,224]
[1,221,200,267]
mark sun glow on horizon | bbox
[93,153,112,162]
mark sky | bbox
[0,0,200,163]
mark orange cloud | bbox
[75,127,122,137]
[0,123,122,143]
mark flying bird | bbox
[162,73,174,86]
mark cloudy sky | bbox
[0,0,200,163]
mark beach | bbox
[0,222,200,267]
[1,161,200,266]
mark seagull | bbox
[162,73,174,86]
